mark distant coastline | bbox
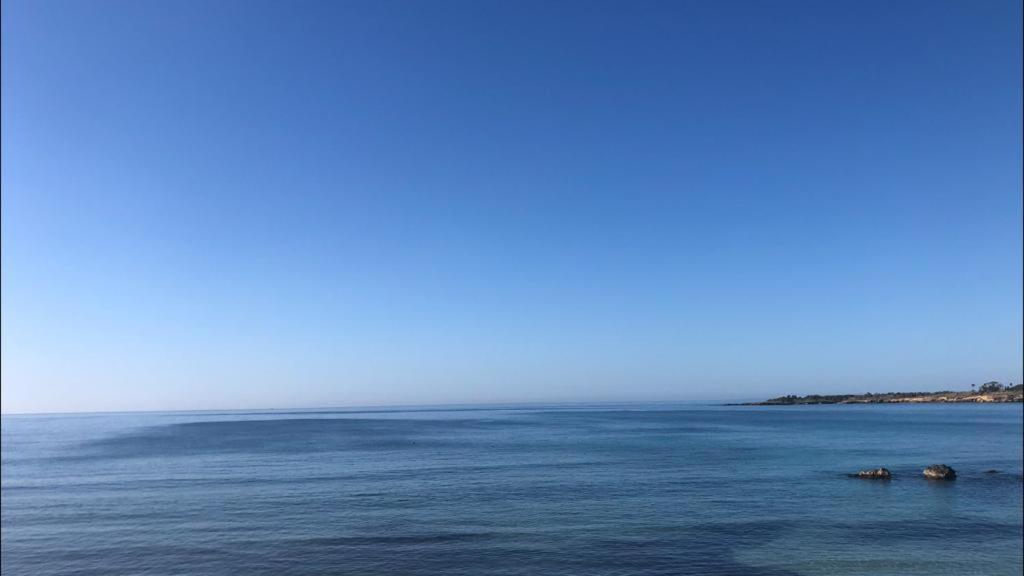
[736,382,1023,405]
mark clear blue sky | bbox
[2,0,1021,413]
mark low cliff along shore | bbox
[740,382,1023,405]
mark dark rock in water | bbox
[923,464,956,480]
[984,469,1000,474]
[855,467,892,479]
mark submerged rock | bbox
[855,467,892,480]
[923,464,956,480]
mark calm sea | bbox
[2,404,1022,575]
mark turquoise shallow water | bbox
[2,403,1022,575]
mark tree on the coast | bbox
[978,381,1004,393]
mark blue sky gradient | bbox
[2,0,1021,412]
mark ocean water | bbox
[2,404,1021,575]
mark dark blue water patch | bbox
[1,524,805,576]
[301,532,496,545]
[822,518,1023,544]
[1,459,615,495]
[63,417,530,460]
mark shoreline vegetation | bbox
[738,382,1023,405]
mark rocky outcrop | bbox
[923,464,956,480]
[744,386,1023,405]
[855,467,892,479]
